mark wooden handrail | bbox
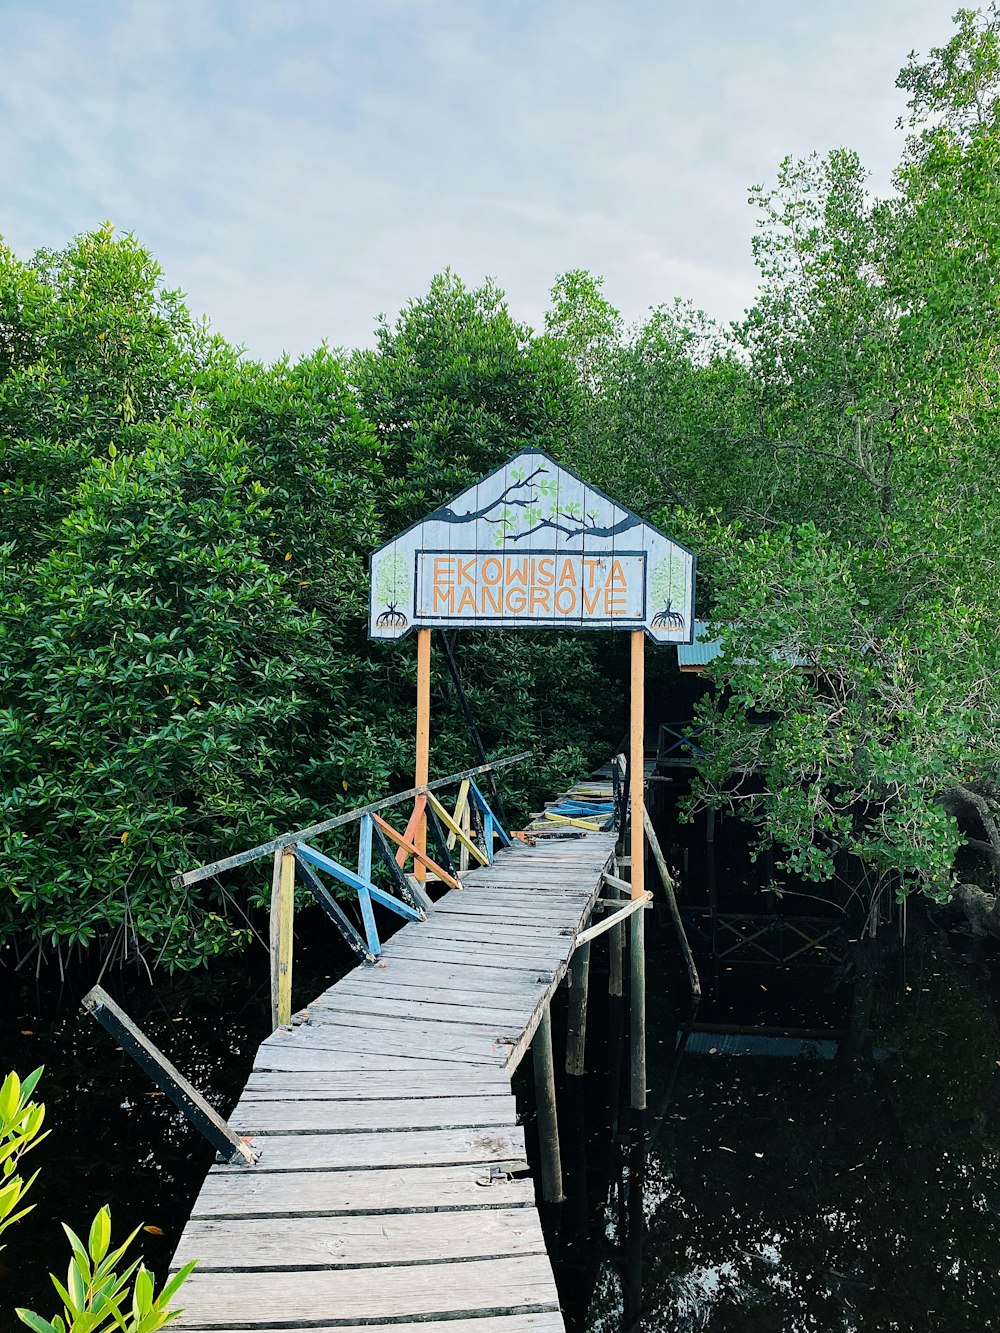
[172,752,529,887]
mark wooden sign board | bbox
[370,450,694,643]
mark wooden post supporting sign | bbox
[414,627,431,883]
[629,630,647,1110]
[629,631,645,904]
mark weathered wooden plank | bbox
[380,940,564,972]
[379,935,566,966]
[293,1011,518,1053]
[246,1124,525,1171]
[172,1207,545,1271]
[432,898,590,920]
[339,959,553,994]
[325,978,541,1015]
[190,1163,534,1218]
[304,993,533,1031]
[230,1094,516,1133]
[241,1069,509,1100]
[264,1022,511,1066]
[385,925,569,953]
[430,907,586,927]
[173,1256,560,1326]
[455,877,603,895]
[402,920,573,947]
[177,1315,565,1333]
[447,880,595,895]
[253,1046,489,1074]
[336,965,548,996]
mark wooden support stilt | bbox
[532,1005,564,1203]
[565,942,591,1076]
[642,803,701,1000]
[629,630,647,1111]
[270,844,295,1030]
[414,627,431,883]
[609,917,624,998]
[630,905,647,1110]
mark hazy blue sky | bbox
[1,1,958,361]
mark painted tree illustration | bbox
[374,552,410,628]
[650,556,688,629]
[442,463,642,545]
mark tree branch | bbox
[439,466,548,525]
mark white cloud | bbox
[0,0,959,360]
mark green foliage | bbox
[574,6,1000,916]
[6,5,996,967]
[0,224,214,563]
[0,426,324,965]
[0,1067,46,1248]
[351,269,582,529]
[16,1207,195,1333]
[0,238,619,968]
[1,1071,194,1330]
[544,269,622,387]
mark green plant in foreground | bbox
[0,1068,195,1333]
[16,1205,196,1333]
[0,1066,47,1246]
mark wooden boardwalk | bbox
[172,797,617,1331]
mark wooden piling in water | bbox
[533,1004,565,1203]
[565,941,591,1076]
[609,916,624,998]
[630,906,647,1110]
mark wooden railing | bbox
[173,754,527,1028]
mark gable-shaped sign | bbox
[369,449,695,643]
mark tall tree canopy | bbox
[2,5,997,965]
[571,4,1000,935]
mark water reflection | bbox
[585,1050,1000,1333]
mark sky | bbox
[0,0,960,362]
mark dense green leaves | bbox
[3,5,996,964]
[0,241,619,968]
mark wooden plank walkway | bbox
[172,793,617,1332]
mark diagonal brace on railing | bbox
[294,852,375,965]
[297,842,423,959]
[468,778,511,863]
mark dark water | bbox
[552,788,1000,1333]
[3,800,1000,1332]
[0,921,354,1324]
[576,1021,1000,1332]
